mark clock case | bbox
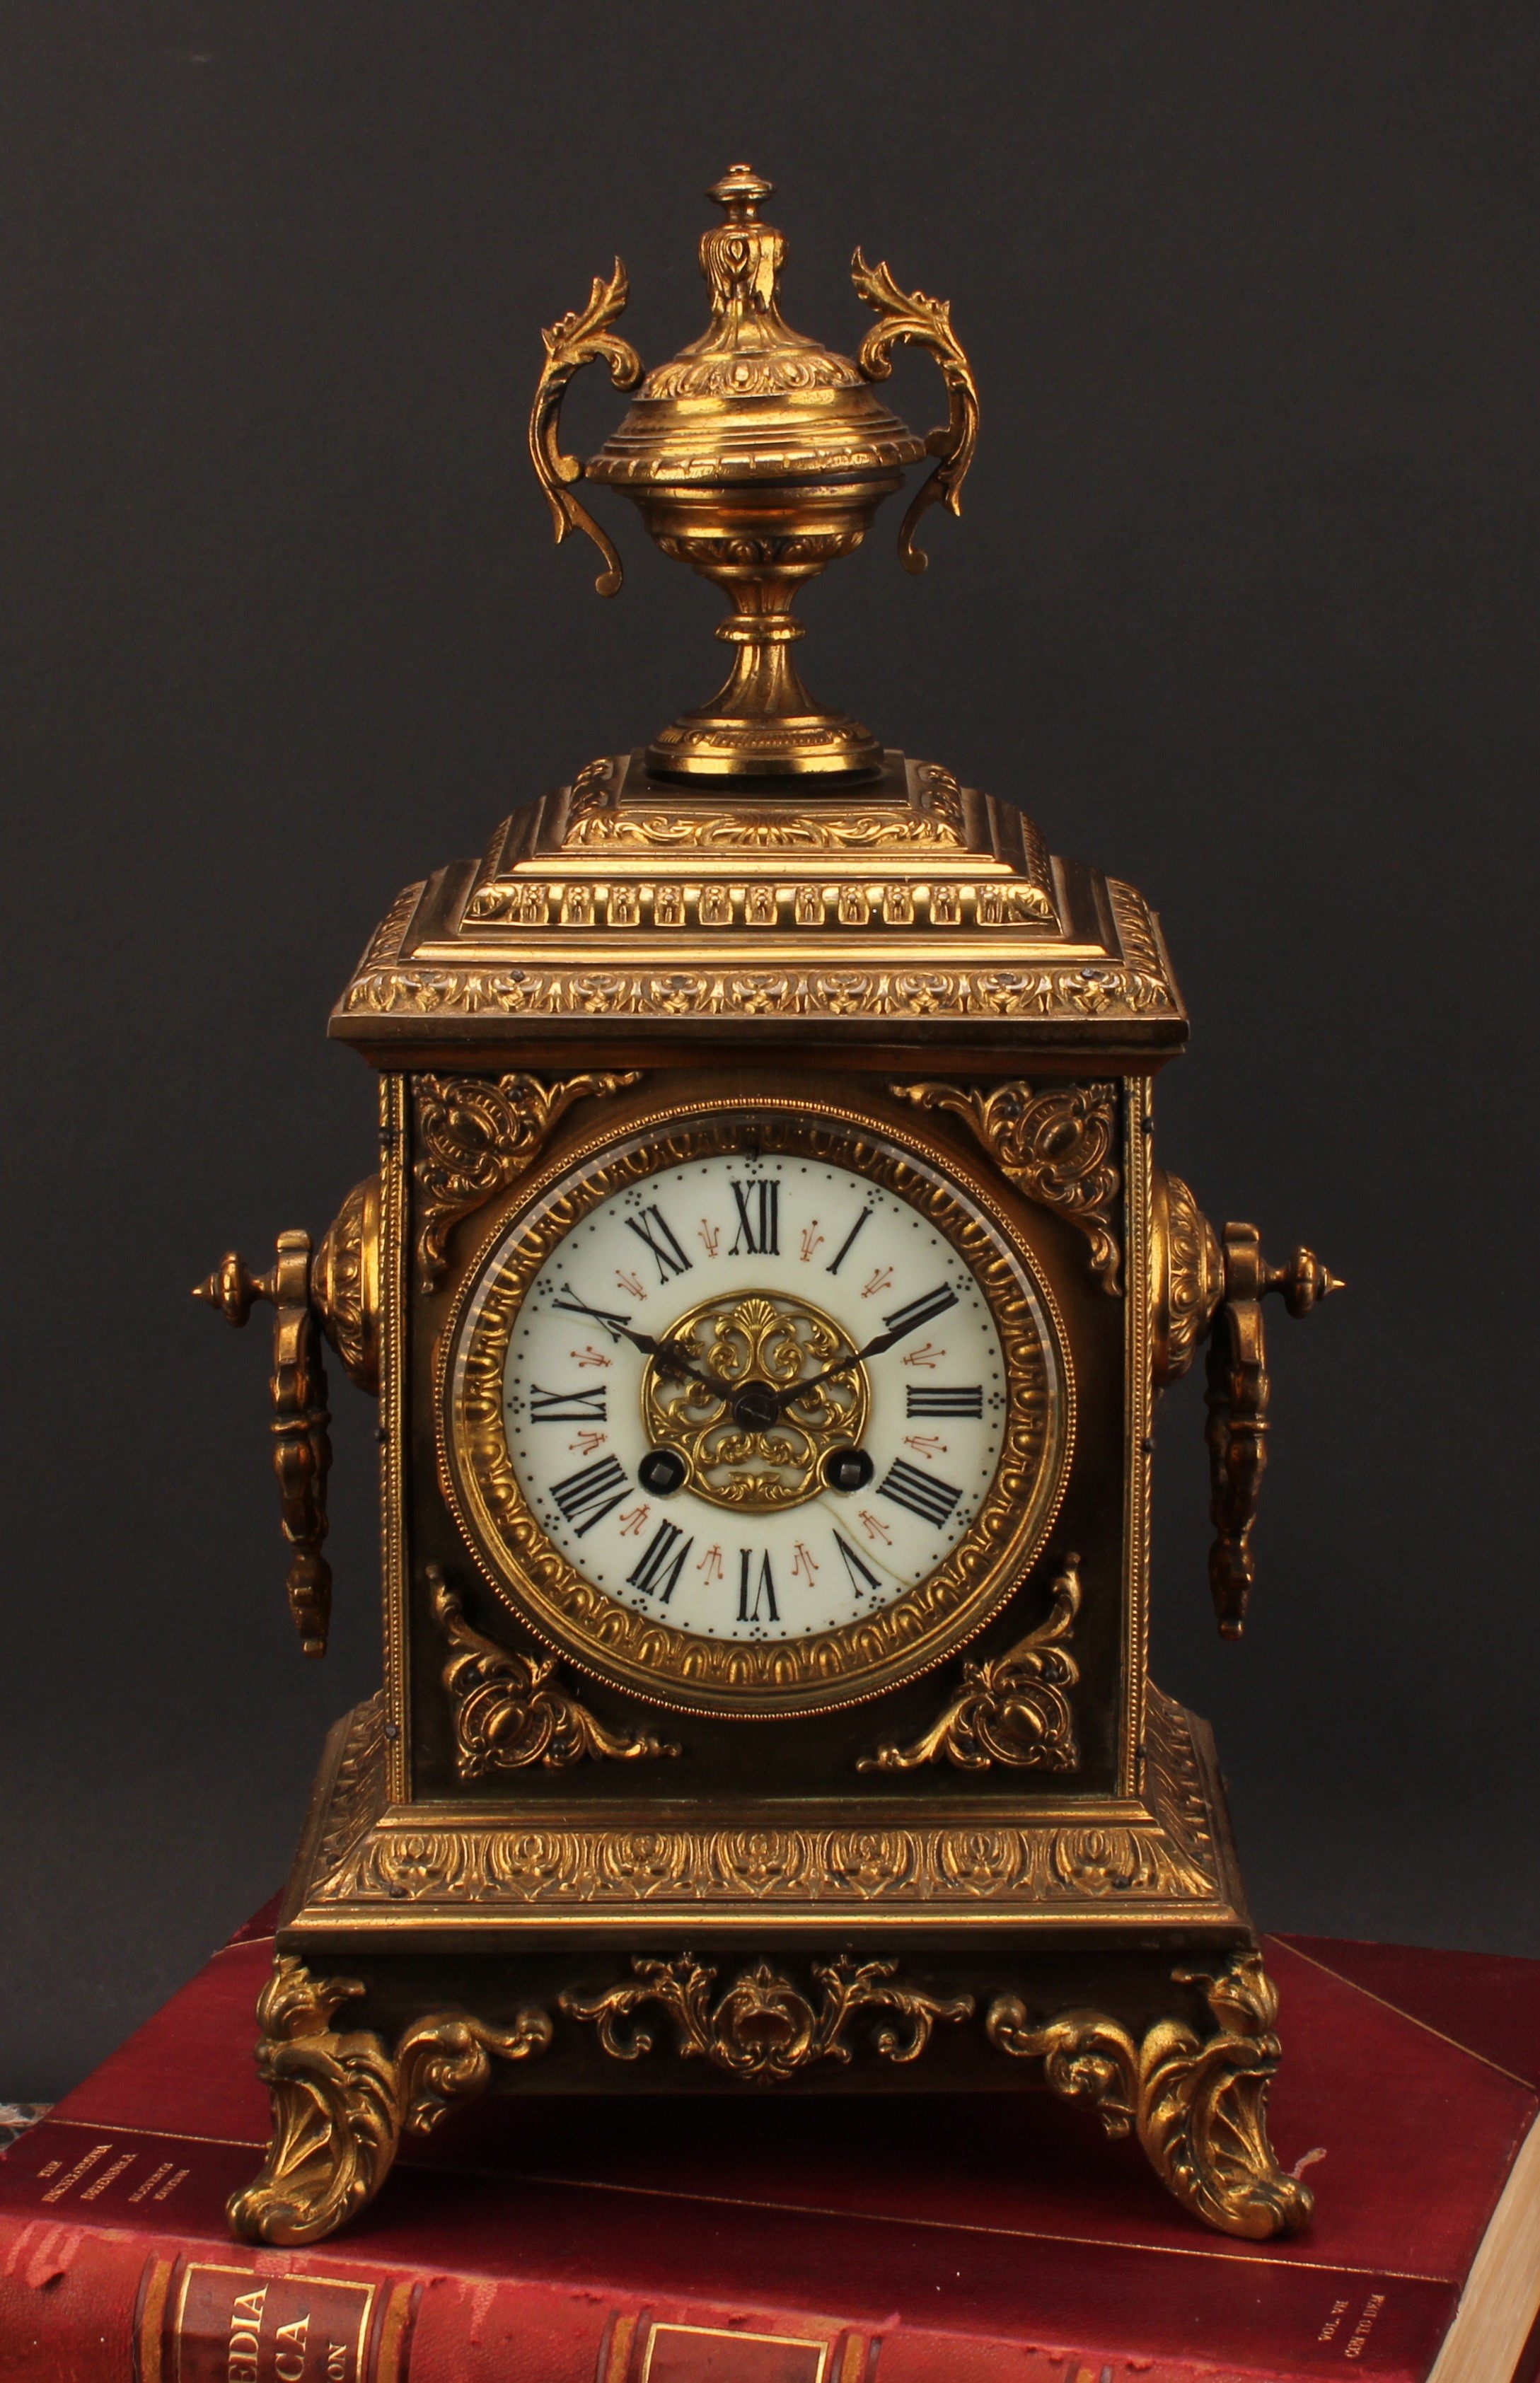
[207,743,1327,2250]
[198,168,1341,2251]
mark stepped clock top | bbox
[336,168,1183,1053]
[529,165,979,782]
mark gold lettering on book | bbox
[1345,2295,1386,2360]
[40,2141,112,2203]
[228,2285,267,2383]
[168,2265,378,2383]
[273,2312,310,2382]
[79,2150,136,2200]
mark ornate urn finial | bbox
[708,161,773,216]
[699,163,786,323]
[528,166,980,783]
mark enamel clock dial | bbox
[441,1107,1072,1715]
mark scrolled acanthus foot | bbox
[227,1956,551,2246]
[986,1949,1313,2240]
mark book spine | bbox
[0,2210,1402,2383]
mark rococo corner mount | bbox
[200,164,1341,2254]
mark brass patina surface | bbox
[531,166,976,779]
[200,165,1342,2252]
[438,1098,1070,1717]
[640,1287,870,1512]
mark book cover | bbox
[1,1907,1536,2382]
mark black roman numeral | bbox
[528,1384,608,1423]
[826,1207,873,1275]
[626,1519,693,1604]
[876,1459,963,1529]
[625,1205,693,1282]
[736,1548,780,1623]
[833,1531,884,1596]
[882,1284,959,1338]
[905,1386,983,1417]
[548,1455,630,1536]
[730,1179,780,1256]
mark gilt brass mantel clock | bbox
[199,166,1341,2247]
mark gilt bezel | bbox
[437,1096,1073,1716]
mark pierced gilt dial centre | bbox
[641,1289,870,1512]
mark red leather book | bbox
[2,1908,1537,2383]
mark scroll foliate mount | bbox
[432,1567,679,1775]
[859,1553,1082,1774]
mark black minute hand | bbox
[772,1283,961,1410]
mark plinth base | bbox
[227,1935,1313,2249]
[226,1689,1316,2247]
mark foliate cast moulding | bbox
[413,1069,642,1289]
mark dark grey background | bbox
[3,4,1536,2100]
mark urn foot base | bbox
[647,709,884,782]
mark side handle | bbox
[195,1174,381,1658]
[527,260,642,596]
[852,249,979,574]
[1204,1224,1343,1637]
[1151,1170,1342,1638]
[196,1233,332,1657]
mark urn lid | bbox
[585,166,927,488]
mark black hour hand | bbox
[549,1292,719,1392]
[551,1291,637,1341]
